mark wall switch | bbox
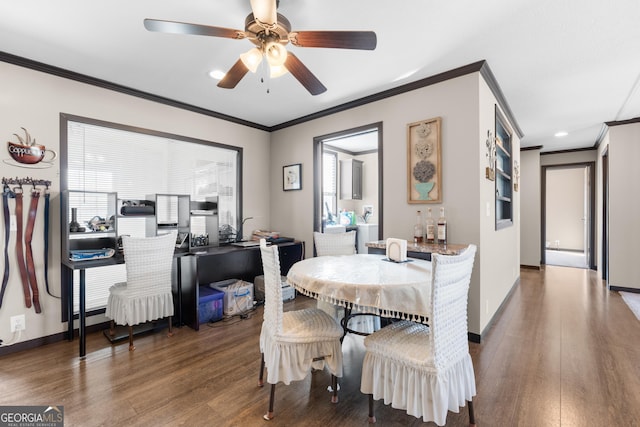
[10,314,25,332]
[486,202,491,217]
[9,215,17,231]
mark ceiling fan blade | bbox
[217,59,250,89]
[250,0,278,26]
[285,52,327,96]
[144,19,245,39]
[290,31,377,50]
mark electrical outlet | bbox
[9,214,17,231]
[10,314,25,332]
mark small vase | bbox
[69,207,81,232]
[415,182,435,200]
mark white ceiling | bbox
[2,0,639,152]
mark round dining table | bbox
[286,254,433,324]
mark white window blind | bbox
[322,150,337,220]
[66,120,239,313]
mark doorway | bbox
[541,163,595,269]
[313,122,383,251]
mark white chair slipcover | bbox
[360,245,478,426]
[258,239,343,420]
[313,231,380,334]
[105,231,176,351]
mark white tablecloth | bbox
[286,254,433,323]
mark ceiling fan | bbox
[144,0,377,95]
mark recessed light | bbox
[209,70,225,80]
[554,131,568,137]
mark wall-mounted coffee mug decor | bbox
[5,127,57,168]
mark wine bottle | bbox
[425,207,435,244]
[437,207,447,245]
[413,210,424,244]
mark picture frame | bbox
[407,117,442,203]
[283,163,302,191]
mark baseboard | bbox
[0,320,112,357]
[520,264,541,270]
[609,285,640,293]
[470,276,521,344]
[0,331,67,357]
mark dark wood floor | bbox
[1,265,640,426]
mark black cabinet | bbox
[340,159,363,200]
[178,241,304,329]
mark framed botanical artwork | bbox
[283,163,302,191]
[407,117,442,203]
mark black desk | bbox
[178,241,304,330]
[62,255,124,358]
[62,241,304,357]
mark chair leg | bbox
[109,320,115,337]
[263,383,276,420]
[368,394,376,423]
[167,316,174,337]
[258,353,265,387]
[128,325,135,351]
[330,374,339,403]
[468,398,476,427]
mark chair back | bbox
[122,232,176,298]
[429,244,477,370]
[313,231,356,256]
[260,239,284,334]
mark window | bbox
[322,150,338,223]
[61,114,241,314]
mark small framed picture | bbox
[283,163,302,191]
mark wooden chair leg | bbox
[109,320,115,337]
[263,383,276,420]
[258,353,265,387]
[128,325,135,351]
[330,374,339,403]
[468,398,476,427]
[368,394,376,423]
[167,316,174,337]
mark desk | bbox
[178,241,304,330]
[286,254,432,323]
[62,241,304,357]
[62,255,124,358]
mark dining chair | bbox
[360,244,478,426]
[105,231,176,351]
[258,239,343,421]
[313,231,380,334]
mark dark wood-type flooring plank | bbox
[1,265,640,426]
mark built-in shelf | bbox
[495,105,513,230]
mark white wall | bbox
[606,123,640,289]
[478,79,521,332]
[520,149,541,267]
[270,72,521,336]
[0,61,271,346]
[546,167,586,251]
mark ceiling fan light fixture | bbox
[265,42,287,67]
[240,47,263,73]
[269,64,288,78]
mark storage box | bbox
[199,286,224,323]
[254,275,295,303]
[211,279,254,316]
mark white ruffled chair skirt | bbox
[360,352,476,426]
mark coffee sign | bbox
[5,127,57,166]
